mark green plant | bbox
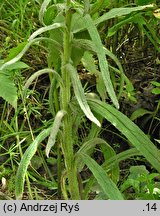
[121,165,160,200]
[0,1,159,200]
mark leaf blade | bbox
[66,63,101,127]
[81,153,124,200]
[84,14,119,109]
[15,127,52,199]
[46,110,66,157]
[0,74,17,108]
[88,98,160,173]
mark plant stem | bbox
[60,2,80,199]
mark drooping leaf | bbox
[5,42,27,62]
[88,98,160,173]
[23,68,63,96]
[15,127,52,199]
[76,137,119,183]
[95,5,154,26]
[29,22,64,41]
[0,37,62,71]
[46,110,66,157]
[39,0,52,25]
[83,148,141,199]
[66,63,101,127]
[76,138,109,171]
[0,74,17,108]
[80,153,124,200]
[102,148,141,171]
[84,14,119,109]
[73,5,154,33]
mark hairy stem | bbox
[60,1,80,199]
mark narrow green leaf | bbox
[46,110,66,157]
[130,108,153,121]
[5,61,29,70]
[88,98,160,173]
[76,138,106,156]
[5,42,27,62]
[73,38,127,98]
[102,148,141,171]
[76,137,119,182]
[23,68,63,97]
[81,153,124,200]
[0,37,62,71]
[95,5,154,25]
[73,5,153,33]
[83,148,141,199]
[29,22,64,41]
[100,144,119,183]
[66,63,101,127]
[84,14,119,109]
[15,127,52,199]
[39,0,52,25]
[84,0,90,15]
[76,138,108,171]
[0,74,17,108]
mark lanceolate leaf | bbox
[102,148,141,171]
[0,74,17,108]
[95,5,154,25]
[29,22,64,41]
[46,110,66,157]
[15,127,52,199]
[76,138,110,171]
[81,153,124,200]
[88,98,160,173]
[0,37,62,71]
[73,5,153,33]
[39,0,52,25]
[83,148,141,199]
[23,68,63,97]
[66,63,101,127]
[130,108,152,121]
[76,138,119,182]
[84,14,119,109]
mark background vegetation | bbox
[0,0,160,200]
